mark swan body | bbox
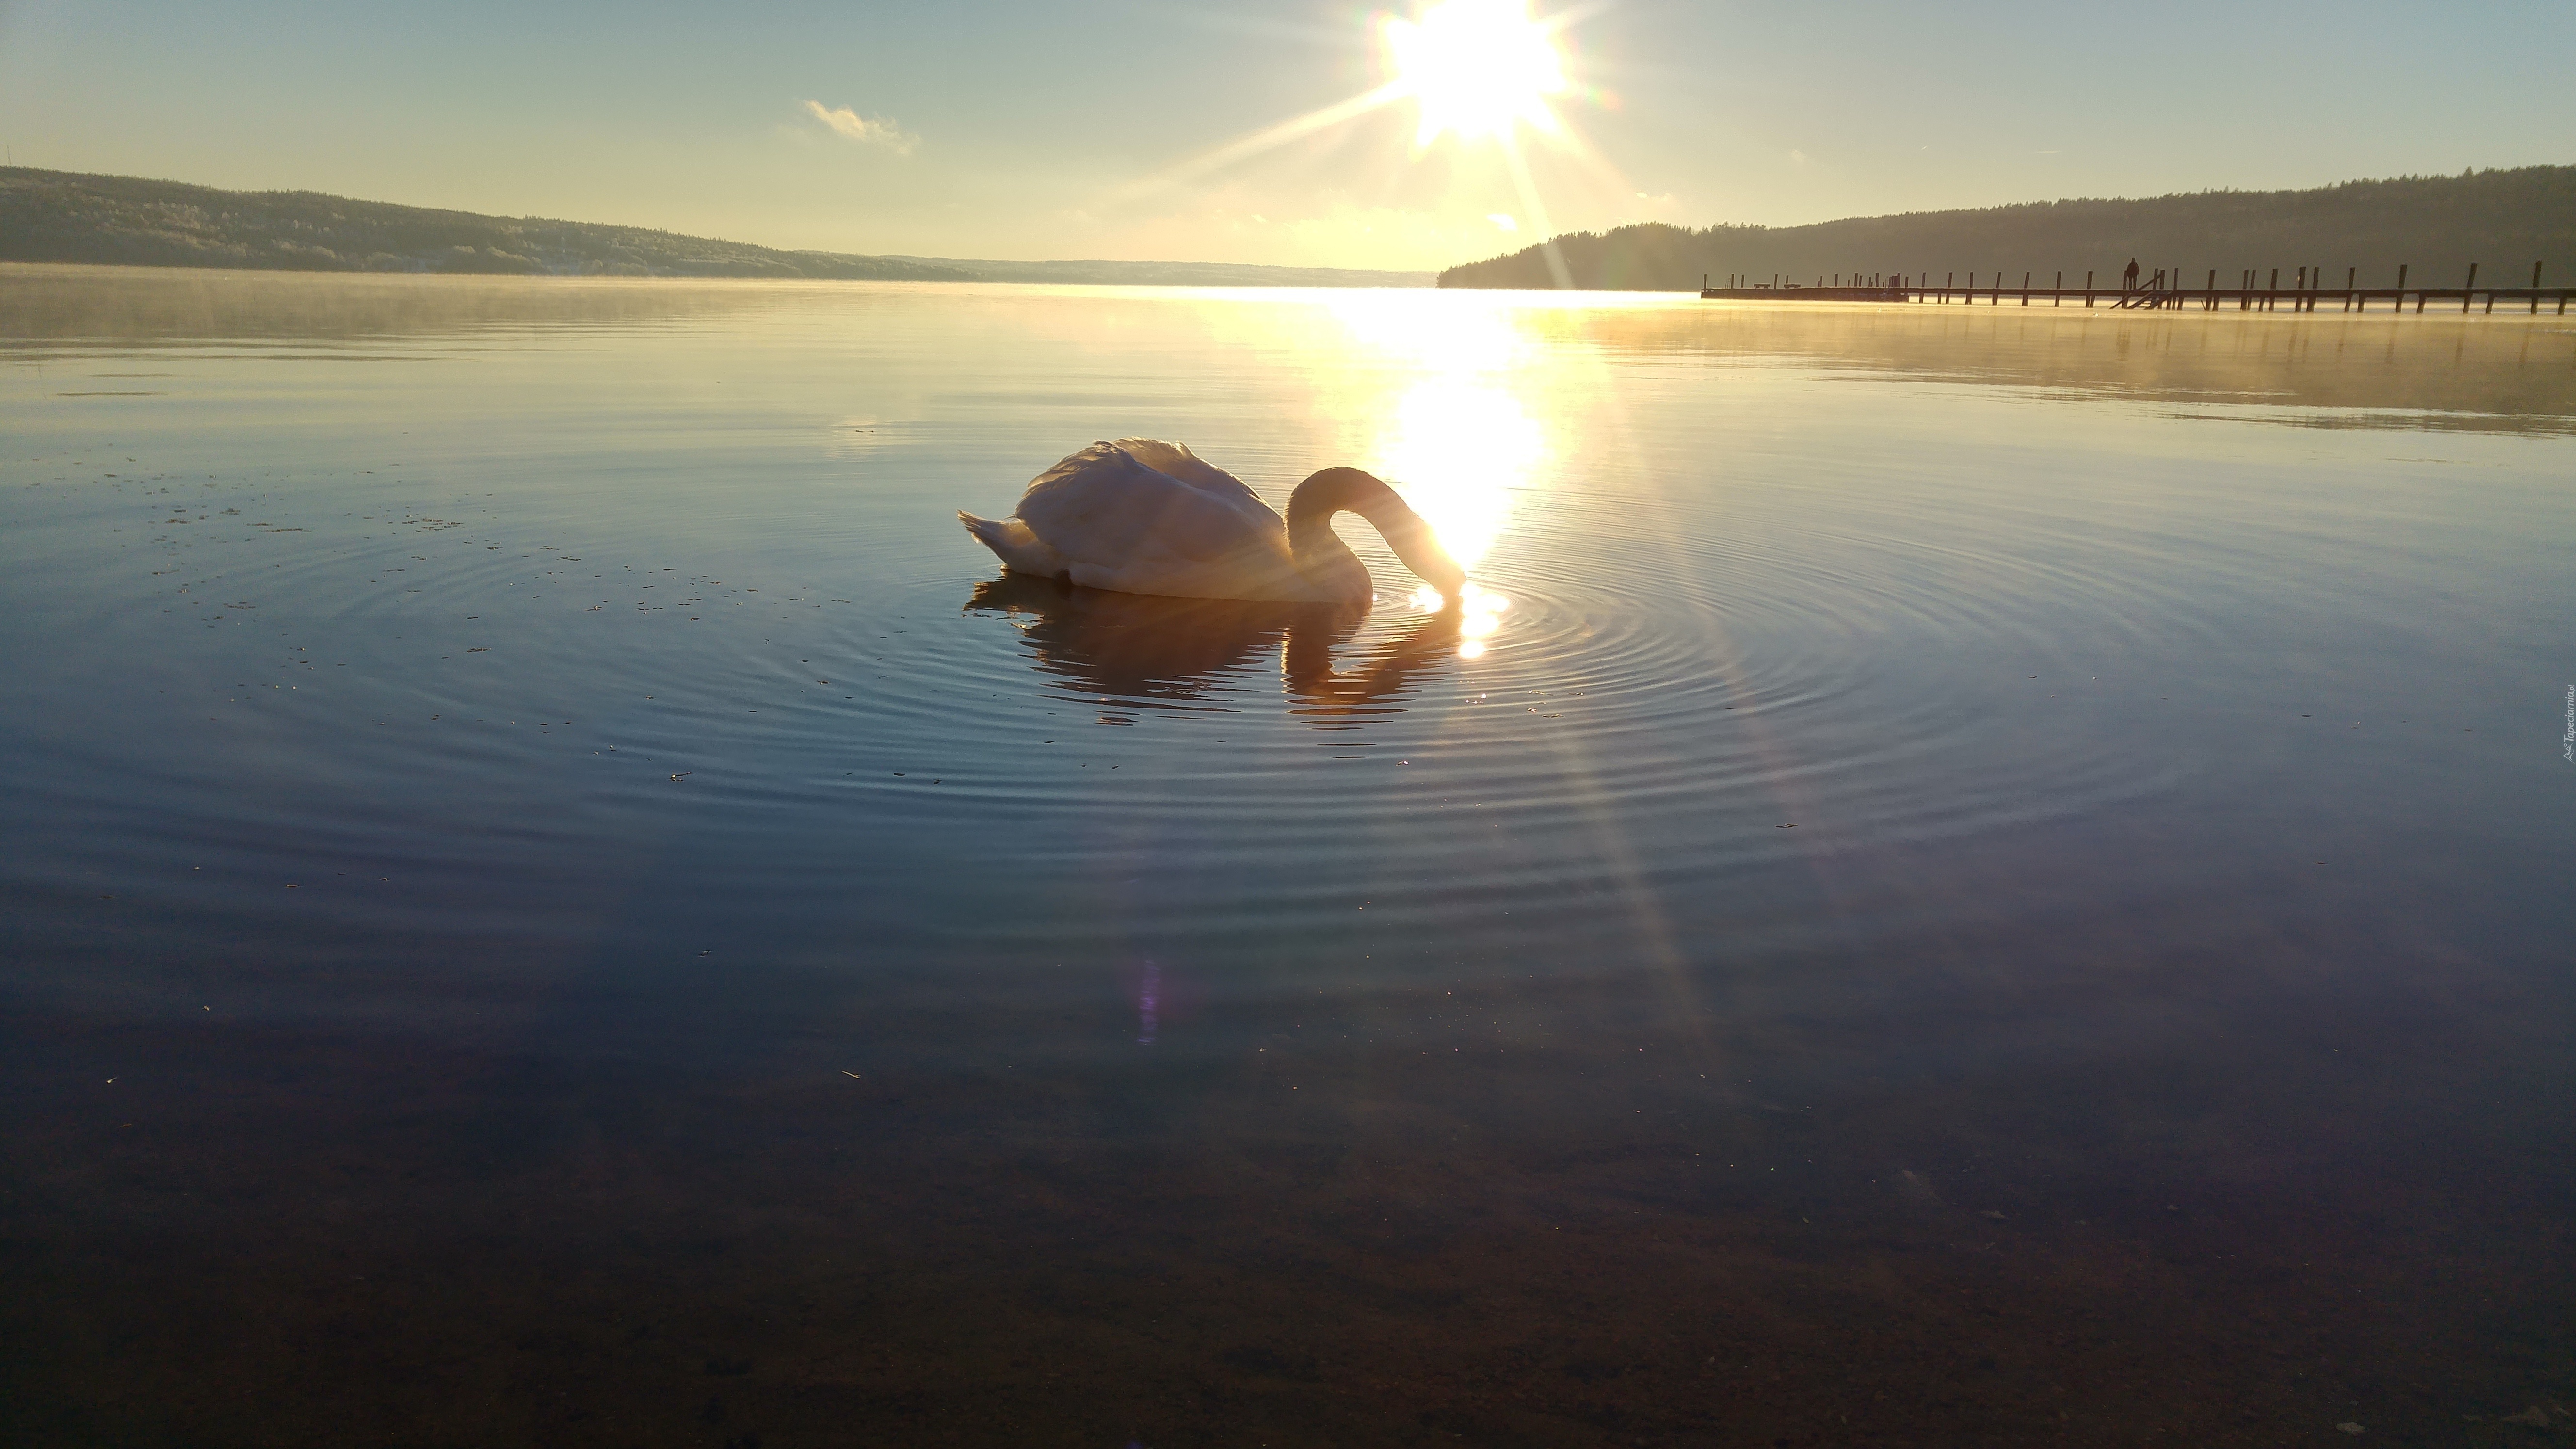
[959,439,1465,604]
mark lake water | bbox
[4,264,2572,1446]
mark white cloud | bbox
[1787,149,1810,166]
[1486,212,1518,231]
[802,100,917,155]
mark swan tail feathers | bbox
[958,511,1066,577]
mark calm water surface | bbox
[4,265,2573,1446]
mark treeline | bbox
[0,167,978,281]
[1439,166,2576,291]
[0,168,1436,287]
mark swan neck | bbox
[1285,467,1465,597]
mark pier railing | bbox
[1699,264,2571,314]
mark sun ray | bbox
[1499,132,1575,288]
[1107,0,1630,294]
[1111,81,1411,200]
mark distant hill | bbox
[0,167,977,280]
[1440,166,2576,291]
[0,168,1433,287]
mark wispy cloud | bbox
[1486,212,1518,232]
[802,100,916,155]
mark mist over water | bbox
[5,266,2573,1446]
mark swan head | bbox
[1285,467,1469,600]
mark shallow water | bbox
[4,264,2573,1446]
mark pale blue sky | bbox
[3,0,2568,269]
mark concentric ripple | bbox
[11,274,2558,1032]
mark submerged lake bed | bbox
[3,264,2573,1446]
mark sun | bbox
[1384,0,1569,147]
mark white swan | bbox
[958,438,1466,604]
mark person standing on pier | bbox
[2123,258,2140,292]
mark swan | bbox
[958,438,1466,604]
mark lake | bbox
[4,263,2572,1446]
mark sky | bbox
[3,0,2570,272]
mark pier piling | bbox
[1695,261,2569,312]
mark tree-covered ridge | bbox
[0,167,978,280]
[0,168,1438,287]
[1439,167,2576,291]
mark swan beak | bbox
[1413,531,1468,599]
[1382,514,1467,600]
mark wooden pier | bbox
[1700,266,2572,314]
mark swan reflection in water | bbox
[964,574,1479,733]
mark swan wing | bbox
[1106,438,1269,511]
[1014,440,1282,568]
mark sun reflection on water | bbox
[1412,582,1512,659]
[1318,291,1549,581]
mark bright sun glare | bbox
[1385,0,1569,146]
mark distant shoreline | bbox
[0,167,1435,290]
[0,259,1436,291]
[1439,165,2575,292]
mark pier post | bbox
[2464,262,2477,313]
[2084,270,2093,307]
[2269,268,2278,311]
[2022,271,2031,305]
[2055,270,2062,306]
[2535,262,2545,314]
[1946,271,1953,303]
[2206,269,2216,309]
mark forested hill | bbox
[0,168,1434,286]
[0,167,982,280]
[1438,166,2576,291]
